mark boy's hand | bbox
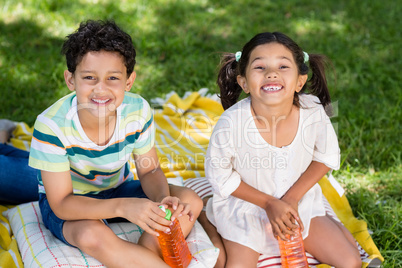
[123,198,172,237]
[264,198,302,241]
[159,196,193,222]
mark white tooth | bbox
[263,86,281,91]
[93,99,109,103]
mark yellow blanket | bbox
[0,90,383,267]
[1,122,33,268]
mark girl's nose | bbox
[266,70,278,79]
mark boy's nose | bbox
[94,81,107,92]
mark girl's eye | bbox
[254,66,264,70]
[279,65,289,69]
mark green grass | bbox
[1,0,400,266]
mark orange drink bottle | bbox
[157,206,192,268]
[277,226,309,268]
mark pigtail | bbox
[217,53,243,110]
[306,54,332,114]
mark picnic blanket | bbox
[1,89,383,267]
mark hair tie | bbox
[235,51,242,62]
[303,51,309,63]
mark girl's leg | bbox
[223,238,260,268]
[304,215,362,268]
[64,219,170,268]
[198,197,226,268]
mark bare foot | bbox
[0,119,16,143]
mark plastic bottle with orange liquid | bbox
[277,226,309,268]
[157,206,192,268]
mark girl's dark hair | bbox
[217,32,332,112]
[61,20,136,76]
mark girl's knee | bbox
[344,254,362,268]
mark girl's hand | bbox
[264,198,302,241]
[122,198,171,237]
[280,195,304,232]
[160,196,193,222]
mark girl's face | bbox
[64,50,136,122]
[237,42,307,109]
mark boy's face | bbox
[64,50,136,121]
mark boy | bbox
[29,20,202,267]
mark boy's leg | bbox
[39,193,169,267]
[304,215,362,268]
[222,238,260,267]
[63,219,170,268]
[168,184,203,235]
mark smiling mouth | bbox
[92,98,111,104]
[261,85,282,92]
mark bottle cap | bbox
[159,205,172,220]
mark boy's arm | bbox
[42,168,170,236]
[134,146,192,221]
[133,146,170,202]
[42,170,123,220]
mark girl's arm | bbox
[281,161,330,210]
[231,180,302,240]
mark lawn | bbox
[0,0,401,266]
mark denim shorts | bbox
[39,179,148,247]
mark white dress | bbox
[205,94,340,255]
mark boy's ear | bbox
[237,75,249,94]
[64,70,75,91]
[125,71,136,91]
[296,74,308,92]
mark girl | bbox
[205,32,362,267]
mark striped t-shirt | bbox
[29,92,154,195]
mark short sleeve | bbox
[205,115,241,199]
[28,116,70,172]
[131,98,155,155]
[311,108,340,170]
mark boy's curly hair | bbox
[62,20,136,76]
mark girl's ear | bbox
[64,70,75,91]
[237,75,249,94]
[125,71,136,91]
[296,74,308,92]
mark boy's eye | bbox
[109,76,119,80]
[83,76,94,80]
